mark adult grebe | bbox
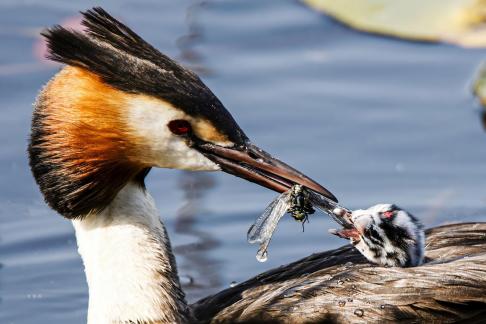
[29,7,486,323]
[194,222,486,323]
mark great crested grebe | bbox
[29,8,486,323]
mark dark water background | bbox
[1,0,486,323]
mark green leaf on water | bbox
[302,0,486,47]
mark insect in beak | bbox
[247,184,352,262]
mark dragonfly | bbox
[247,185,353,262]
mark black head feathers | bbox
[42,7,247,144]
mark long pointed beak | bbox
[196,142,337,202]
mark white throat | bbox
[72,182,190,324]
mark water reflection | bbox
[176,0,212,76]
[173,172,222,302]
[172,1,222,302]
[481,111,486,132]
[0,262,3,307]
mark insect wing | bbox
[247,191,291,244]
[308,190,353,228]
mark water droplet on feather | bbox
[354,309,364,317]
[283,288,298,298]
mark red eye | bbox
[383,211,394,218]
[168,120,192,135]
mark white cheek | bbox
[354,240,378,263]
[393,211,417,239]
[351,209,368,222]
[126,97,220,171]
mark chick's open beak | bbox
[196,141,338,202]
[329,228,361,241]
[329,211,366,241]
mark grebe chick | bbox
[331,204,425,267]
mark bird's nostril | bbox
[248,151,259,160]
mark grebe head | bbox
[29,7,336,219]
[332,204,425,267]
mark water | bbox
[255,250,268,263]
[1,0,486,323]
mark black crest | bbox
[42,7,247,143]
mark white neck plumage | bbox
[72,182,191,324]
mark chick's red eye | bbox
[168,119,192,135]
[382,211,394,219]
